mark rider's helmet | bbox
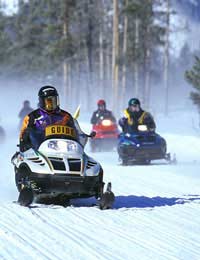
[38,85,60,112]
[128,98,140,107]
[97,99,106,110]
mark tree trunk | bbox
[164,0,170,116]
[86,0,94,110]
[99,9,104,98]
[63,60,68,110]
[144,22,151,109]
[63,1,69,109]
[112,0,119,112]
[106,49,111,99]
[134,17,139,97]
[122,0,128,109]
[144,47,151,109]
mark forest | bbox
[0,0,199,115]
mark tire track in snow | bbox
[68,209,178,260]
[0,223,39,260]
[40,207,174,260]
[1,204,66,260]
[38,207,126,260]
[70,206,200,260]
[31,208,118,260]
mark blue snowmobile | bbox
[118,125,174,165]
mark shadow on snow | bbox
[19,195,200,209]
[113,195,200,209]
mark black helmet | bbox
[38,85,60,112]
[128,98,140,107]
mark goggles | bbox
[44,96,58,111]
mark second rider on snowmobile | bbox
[118,98,171,165]
[119,98,156,133]
[90,99,116,125]
[90,100,118,152]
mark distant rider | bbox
[90,100,116,125]
[18,100,33,129]
[19,86,84,152]
[119,98,156,133]
[0,118,5,143]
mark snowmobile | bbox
[118,125,175,165]
[90,118,119,152]
[11,125,115,209]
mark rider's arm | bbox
[109,111,116,123]
[90,112,98,125]
[144,113,156,131]
[118,117,128,132]
[19,115,33,151]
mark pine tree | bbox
[185,56,200,111]
[0,5,13,76]
[6,0,76,79]
[124,0,165,108]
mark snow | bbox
[0,109,200,260]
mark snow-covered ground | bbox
[0,110,200,260]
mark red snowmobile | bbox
[90,118,119,152]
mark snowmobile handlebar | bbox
[79,131,96,138]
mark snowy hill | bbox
[0,110,200,259]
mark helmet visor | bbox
[98,104,105,110]
[44,96,58,111]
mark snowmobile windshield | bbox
[74,119,88,147]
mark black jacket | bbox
[119,108,156,133]
[19,108,77,152]
[90,109,116,125]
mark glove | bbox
[90,131,96,138]
[119,117,127,127]
[19,140,32,152]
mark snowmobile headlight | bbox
[102,119,112,126]
[65,140,79,152]
[46,140,81,153]
[138,125,148,131]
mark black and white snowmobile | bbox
[11,127,114,209]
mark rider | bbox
[19,86,83,152]
[18,100,33,128]
[0,119,5,143]
[90,99,116,125]
[119,98,156,133]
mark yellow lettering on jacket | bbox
[45,125,76,138]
